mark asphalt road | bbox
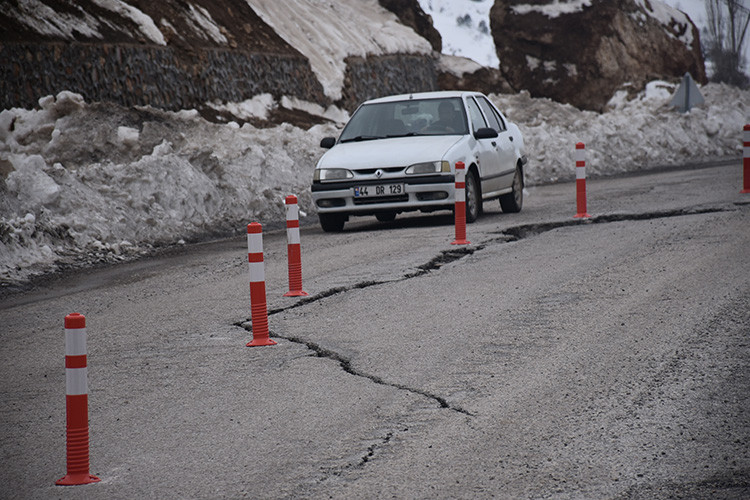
[1,162,748,499]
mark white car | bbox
[312,91,527,232]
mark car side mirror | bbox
[320,137,336,149]
[474,127,499,140]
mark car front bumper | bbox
[312,174,456,216]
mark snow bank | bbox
[1,83,748,286]
[492,82,748,183]
[0,92,340,285]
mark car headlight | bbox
[405,161,450,175]
[314,168,354,181]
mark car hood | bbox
[317,135,464,170]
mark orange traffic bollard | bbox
[283,195,308,297]
[574,142,591,218]
[57,313,100,486]
[742,124,750,193]
[452,161,470,245]
[246,223,276,347]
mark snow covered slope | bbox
[247,0,432,100]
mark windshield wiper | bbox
[339,135,383,143]
[385,132,422,138]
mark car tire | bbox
[466,169,481,223]
[319,213,346,232]
[500,165,523,213]
[376,212,397,223]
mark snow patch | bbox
[633,0,694,47]
[117,126,140,148]
[91,0,166,45]
[563,63,578,77]
[511,0,593,18]
[437,54,484,78]
[417,0,499,68]
[205,94,349,125]
[279,97,350,125]
[206,94,276,121]
[5,155,61,210]
[186,3,227,45]
[644,80,676,101]
[7,0,103,40]
[526,55,540,71]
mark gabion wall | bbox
[1,42,439,112]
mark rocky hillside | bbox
[490,0,706,111]
[0,0,438,120]
[1,0,707,118]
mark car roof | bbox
[363,90,484,105]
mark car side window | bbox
[477,96,506,132]
[465,97,487,133]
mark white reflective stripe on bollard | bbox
[286,203,299,221]
[65,367,88,395]
[575,148,585,163]
[287,227,300,245]
[65,329,87,356]
[247,233,263,254]
[248,261,265,283]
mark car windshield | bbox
[338,97,469,143]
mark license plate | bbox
[353,184,405,197]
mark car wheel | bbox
[465,169,481,223]
[319,213,346,232]
[375,211,397,223]
[500,165,523,213]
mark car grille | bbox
[355,167,405,175]
[353,194,409,205]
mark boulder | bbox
[490,0,707,111]
[379,0,443,52]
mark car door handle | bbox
[491,141,497,147]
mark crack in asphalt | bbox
[234,247,477,414]
[251,248,479,318]
[317,430,396,482]
[257,330,473,416]
[499,206,731,242]
[358,431,394,467]
[235,205,735,419]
